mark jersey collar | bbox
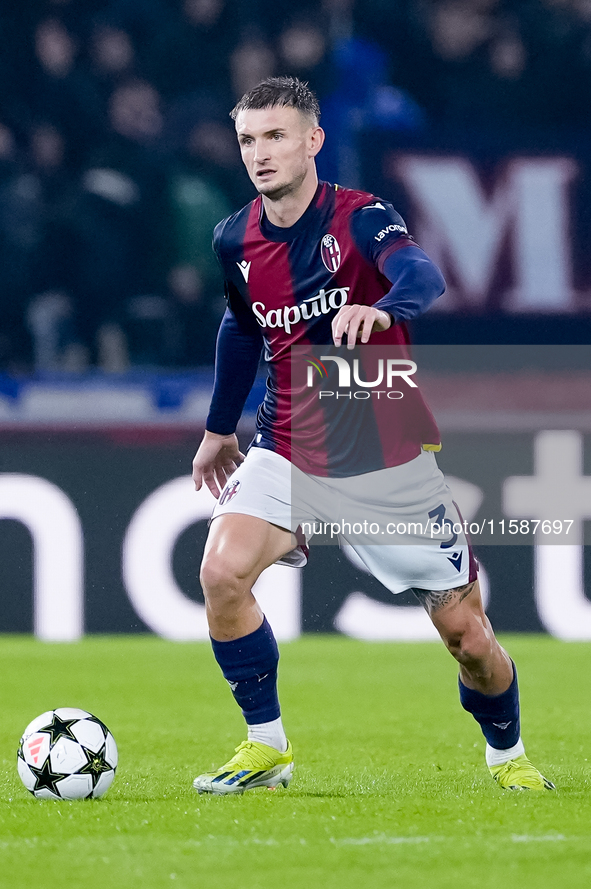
[258,182,326,243]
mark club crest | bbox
[320,234,341,272]
[219,479,241,505]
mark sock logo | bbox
[492,722,512,730]
[227,680,238,691]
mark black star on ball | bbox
[29,757,63,796]
[79,745,112,788]
[38,713,79,745]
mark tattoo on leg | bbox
[412,581,475,616]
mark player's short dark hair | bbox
[230,76,320,125]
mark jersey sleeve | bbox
[206,222,264,435]
[373,246,446,322]
[350,200,416,272]
[351,199,445,322]
[205,305,263,435]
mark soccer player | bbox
[191,76,553,795]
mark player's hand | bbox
[192,431,245,499]
[332,305,392,350]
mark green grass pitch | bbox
[0,635,590,889]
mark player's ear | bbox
[308,126,325,158]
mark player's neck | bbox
[261,172,319,228]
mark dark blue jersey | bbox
[207,181,444,476]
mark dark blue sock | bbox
[459,663,521,750]
[210,617,280,725]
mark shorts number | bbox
[428,503,458,550]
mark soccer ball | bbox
[17,708,118,800]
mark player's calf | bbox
[413,579,512,694]
[413,579,554,791]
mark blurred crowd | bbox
[1,0,590,372]
[359,0,591,135]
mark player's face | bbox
[235,106,324,201]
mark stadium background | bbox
[1,0,591,640]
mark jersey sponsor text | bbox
[252,287,350,333]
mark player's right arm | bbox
[193,215,264,497]
[193,303,264,498]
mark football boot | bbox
[193,740,294,795]
[489,754,555,791]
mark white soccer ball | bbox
[17,708,118,800]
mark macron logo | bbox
[447,551,463,572]
[363,202,386,210]
[237,260,251,283]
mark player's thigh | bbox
[202,512,297,589]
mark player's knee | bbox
[199,550,250,602]
[442,622,495,673]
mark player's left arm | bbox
[332,201,445,348]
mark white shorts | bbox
[212,446,475,594]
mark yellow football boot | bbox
[490,754,555,791]
[193,740,294,795]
